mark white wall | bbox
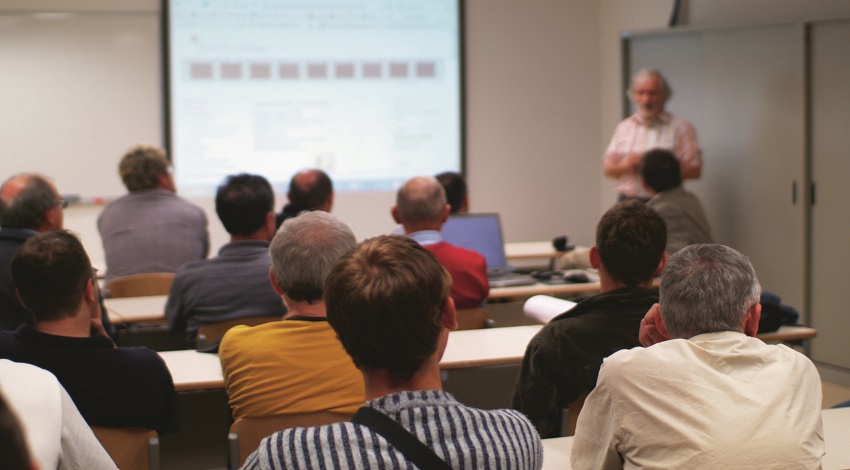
[14,0,850,272]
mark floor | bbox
[822,380,850,408]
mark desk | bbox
[822,406,850,469]
[542,436,573,470]
[540,407,850,469]
[489,281,602,300]
[159,349,223,392]
[757,325,817,343]
[160,325,545,392]
[441,325,542,369]
[504,241,560,261]
[104,294,167,323]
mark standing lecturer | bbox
[604,68,702,200]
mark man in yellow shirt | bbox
[218,211,364,420]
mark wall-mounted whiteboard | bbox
[0,12,162,200]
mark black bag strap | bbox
[352,406,452,470]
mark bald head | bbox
[392,177,450,233]
[288,169,333,213]
[0,174,64,232]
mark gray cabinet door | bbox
[810,20,850,371]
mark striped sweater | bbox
[241,390,542,469]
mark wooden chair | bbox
[91,426,159,470]
[455,307,493,330]
[561,390,590,437]
[228,411,354,468]
[105,273,176,298]
[195,316,282,349]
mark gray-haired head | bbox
[660,244,761,338]
[395,176,447,224]
[629,68,672,100]
[269,211,356,304]
[0,174,61,230]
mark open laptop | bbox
[441,213,537,287]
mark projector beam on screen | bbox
[166,0,464,196]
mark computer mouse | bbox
[563,272,589,283]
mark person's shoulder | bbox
[173,257,215,278]
[111,345,169,370]
[220,321,289,353]
[0,358,60,387]
[0,328,24,348]
[666,112,697,128]
[249,422,361,467]
[98,193,132,218]
[441,241,486,262]
[600,341,658,370]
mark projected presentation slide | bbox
[167,0,463,194]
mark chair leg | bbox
[228,432,240,470]
[148,436,160,470]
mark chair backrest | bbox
[195,316,282,349]
[455,307,492,330]
[561,390,590,437]
[229,411,354,467]
[91,426,159,470]
[105,273,176,298]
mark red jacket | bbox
[424,242,489,309]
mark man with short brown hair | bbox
[98,144,208,281]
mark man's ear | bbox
[439,204,451,224]
[744,302,762,337]
[268,267,285,296]
[391,206,402,224]
[41,209,60,232]
[441,297,458,331]
[655,252,668,276]
[589,246,601,269]
[460,194,470,214]
[324,192,334,212]
[15,289,28,311]
[84,278,98,304]
[156,172,175,192]
[264,212,276,238]
[656,308,670,339]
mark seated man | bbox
[218,211,364,420]
[0,359,117,469]
[392,176,489,308]
[512,200,667,438]
[571,244,824,469]
[0,231,177,434]
[0,173,66,330]
[242,235,542,469]
[642,148,712,254]
[98,144,208,281]
[166,174,284,345]
[275,168,333,228]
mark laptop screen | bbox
[441,213,508,271]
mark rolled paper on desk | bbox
[523,295,577,324]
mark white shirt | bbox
[604,111,702,197]
[571,332,824,469]
[0,360,117,470]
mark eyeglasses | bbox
[57,199,68,209]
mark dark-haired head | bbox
[641,148,682,193]
[596,200,666,286]
[216,173,274,236]
[12,230,93,321]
